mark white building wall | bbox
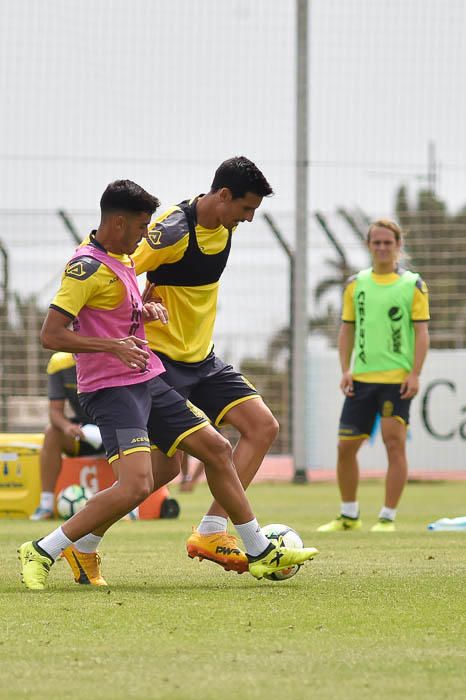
[308,349,466,473]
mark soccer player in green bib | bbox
[318,219,430,533]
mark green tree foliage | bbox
[239,357,290,453]
[308,210,363,347]
[395,185,466,348]
[0,295,50,430]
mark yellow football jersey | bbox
[50,240,132,318]
[133,203,233,362]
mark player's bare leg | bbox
[64,452,155,540]
[41,425,77,491]
[180,424,317,576]
[181,427,255,524]
[381,417,408,509]
[30,426,78,520]
[20,451,154,589]
[203,398,279,519]
[370,418,408,532]
[183,399,278,571]
[337,437,365,502]
[317,437,365,532]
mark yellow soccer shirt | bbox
[132,203,233,362]
[50,240,132,318]
[342,270,430,383]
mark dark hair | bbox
[100,180,160,216]
[210,156,273,199]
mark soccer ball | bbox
[261,523,304,581]
[56,484,92,520]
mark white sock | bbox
[341,501,359,519]
[234,519,270,557]
[38,527,73,561]
[197,515,228,535]
[379,506,396,521]
[73,533,102,553]
[40,492,54,511]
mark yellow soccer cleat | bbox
[248,540,319,580]
[370,518,396,532]
[18,541,53,591]
[186,530,249,574]
[317,515,362,532]
[62,545,108,586]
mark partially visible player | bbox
[318,220,430,533]
[30,352,102,521]
[19,179,318,590]
[133,156,280,573]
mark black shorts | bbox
[338,381,412,439]
[79,378,208,463]
[153,350,259,426]
[146,376,209,455]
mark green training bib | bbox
[352,268,418,375]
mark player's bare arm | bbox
[400,321,430,399]
[141,282,169,324]
[49,399,84,439]
[338,322,355,396]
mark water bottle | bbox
[427,516,466,531]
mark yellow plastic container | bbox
[0,433,43,518]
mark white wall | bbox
[307,349,466,473]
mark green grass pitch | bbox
[1,481,466,700]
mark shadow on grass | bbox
[4,580,266,594]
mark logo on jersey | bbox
[382,401,394,417]
[65,258,100,281]
[388,306,403,322]
[147,227,163,249]
[388,306,403,353]
[241,375,257,392]
[65,262,87,278]
[116,428,150,452]
[186,400,208,421]
[356,290,367,364]
[128,292,142,336]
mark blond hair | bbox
[367,219,408,263]
[367,219,403,244]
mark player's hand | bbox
[142,282,163,304]
[340,371,354,397]
[114,336,150,369]
[142,301,168,324]
[400,373,419,399]
[64,422,85,440]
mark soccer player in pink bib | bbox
[19,180,318,589]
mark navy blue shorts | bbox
[338,381,412,439]
[153,350,259,426]
[79,377,208,463]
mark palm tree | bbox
[310,211,360,346]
